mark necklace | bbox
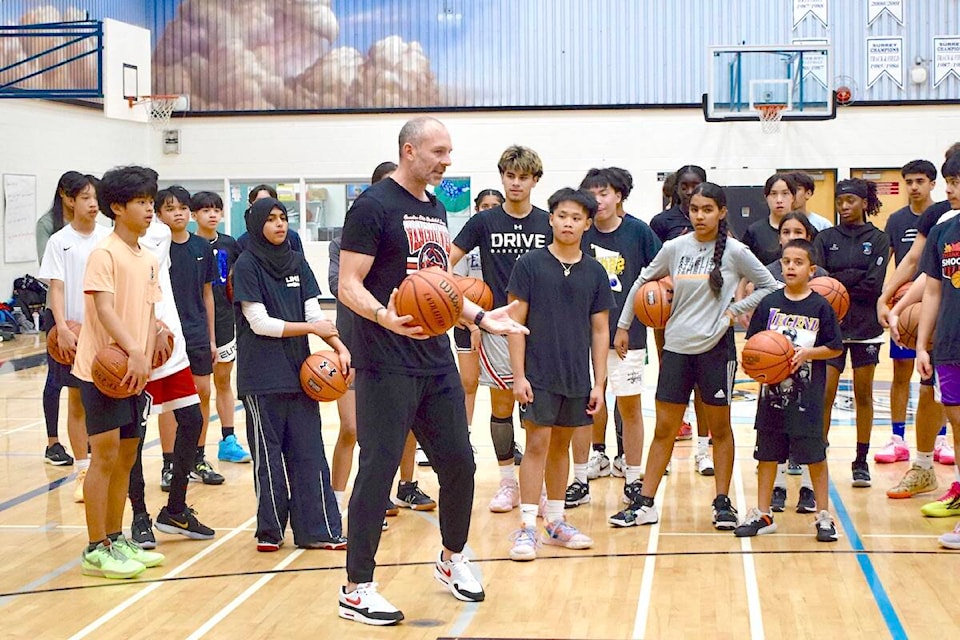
[559,260,575,277]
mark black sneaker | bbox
[395,481,436,511]
[851,461,871,488]
[44,442,74,466]
[734,508,777,537]
[814,510,839,542]
[513,442,523,466]
[796,487,817,513]
[160,462,173,492]
[155,506,215,540]
[564,480,590,508]
[131,512,157,549]
[712,494,739,530]
[609,495,658,527]
[191,457,225,485]
[623,480,643,505]
[771,486,787,512]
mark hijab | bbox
[245,198,303,279]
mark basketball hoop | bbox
[755,104,785,134]
[127,95,181,131]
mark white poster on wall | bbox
[794,0,828,28]
[868,0,903,26]
[867,37,903,88]
[934,37,960,88]
[2,173,37,264]
[793,38,830,88]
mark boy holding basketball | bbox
[736,238,842,542]
[507,187,614,560]
[74,165,163,578]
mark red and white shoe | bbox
[934,436,956,466]
[675,421,693,441]
[874,435,909,464]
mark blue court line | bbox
[828,480,908,640]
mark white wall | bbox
[2,98,957,296]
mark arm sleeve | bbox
[728,246,782,316]
[328,237,341,296]
[304,297,327,323]
[617,241,673,329]
[241,301,285,337]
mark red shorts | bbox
[145,366,199,414]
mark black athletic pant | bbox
[347,369,475,584]
[128,404,203,516]
[42,354,63,439]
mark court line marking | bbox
[67,515,256,640]
[186,549,305,640]
[632,473,667,639]
[0,418,44,436]
[829,480,908,640]
[732,459,764,640]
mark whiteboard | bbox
[3,174,37,263]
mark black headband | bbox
[836,182,868,198]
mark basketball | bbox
[152,322,176,369]
[809,276,850,321]
[46,320,82,366]
[300,350,348,402]
[395,267,464,337]
[225,269,234,303]
[741,330,796,385]
[91,344,135,399]
[887,282,912,309]
[633,277,674,329]
[457,276,494,311]
[836,86,852,105]
[896,302,931,350]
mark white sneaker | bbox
[611,455,625,478]
[542,519,594,549]
[73,468,87,503]
[586,451,611,479]
[696,452,715,476]
[488,478,520,513]
[415,446,430,467]
[509,527,540,561]
[939,522,960,550]
[935,435,956,466]
[338,582,404,626]
[434,551,485,601]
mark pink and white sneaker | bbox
[874,435,909,464]
[488,479,520,513]
[934,436,956,466]
[939,522,960,550]
[542,519,593,549]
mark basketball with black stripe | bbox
[395,267,464,337]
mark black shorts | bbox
[520,388,591,427]
[453,326,471,351]
[656,338,736,407]
[754,428,826,465]
[826,342,881,372]
[79,381,150,439]
[186,343,214,377]
[46,354,81,388]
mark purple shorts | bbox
[935,364,960,406]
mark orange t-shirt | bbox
[72,233,162,382]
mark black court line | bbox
[1,547,955,599]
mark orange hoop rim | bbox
[754,103,786,119]
[126,94,181,108]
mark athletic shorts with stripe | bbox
[477,332,512,389]
[656,337,736,407]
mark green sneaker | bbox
[81,542,145,579]
[112,534,165,568]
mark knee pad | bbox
[490,415,515,462]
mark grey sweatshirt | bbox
[617,233,780,354]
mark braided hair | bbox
[691,182,729,297]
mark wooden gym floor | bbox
[0,331,957,640]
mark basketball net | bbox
[128,95,179,131]
[755,104,785,135]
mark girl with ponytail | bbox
[611,183,779,530]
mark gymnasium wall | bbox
[1,98,956,296]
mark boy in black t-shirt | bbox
[507,188,614,561]
[191,191,251,465]
[157,187,225,486]
[736,239,842,542]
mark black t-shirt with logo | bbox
[340,178,457,375]
[169,233,217,350]
[232,252,321,396]
[207,233,241,345]
[920,215,960,365]
[453,205,551,308]
[649,205,692,243]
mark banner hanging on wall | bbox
[793,0,828,28]
[2,174,37,264]
[868,0,903,26]
[793,38,830,88]
[934,37,960,88]
[867,37,903,89]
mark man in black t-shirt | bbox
[337,117,527,626]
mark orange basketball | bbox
[91,344,134,399]
[300,351,348,402]
[896,302,932,351]
[46,320,82,366]
[741,330,796,385]
[395,267,464,337]
[457,276,494,311]
[152,322,176,369]
[809,276,850,321]
[632,277,674,329]
[836,86,852,105]
[887,281,912,310]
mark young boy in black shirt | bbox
[736,239,842,542]
[507,188,614,561]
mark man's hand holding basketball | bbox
[378,289,428,340]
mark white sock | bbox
[774,463,788,489]
[76,458,90,472]
[335,491,347,512]
[916,451,934,470]
[683,406,693,422]
[573,463,588,484]
[545,499,564,523]
[697,436,710,454]
[625,464,643,484]
[520,504,538,529]
[499,464,516,482]
[801,465,813,490]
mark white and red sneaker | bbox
[934,435,956,466]
[874,435,909,464]
[434,551,485,602]
[488,478,520,513]
[338,582,404,626]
